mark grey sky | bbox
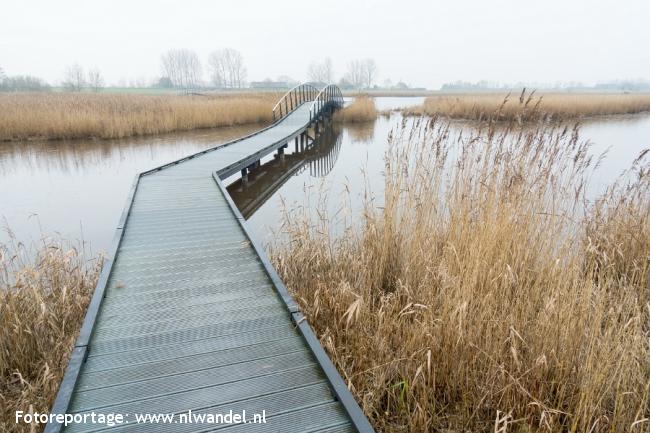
[1,0,649,89]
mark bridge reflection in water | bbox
[227,125,342,219]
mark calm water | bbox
[0,125,258,253]
[1,98,648,254]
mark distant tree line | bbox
[441,79,650,92]
[155,49,384,91]
[0,74,50,92]
[0,64,106,92]
[0,65,51,91]
[60,64,105,92]
[1,52,394,93]
[159,48,247,90]
[306,57,379,90]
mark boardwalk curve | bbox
[45,85,374,433]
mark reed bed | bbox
[404,91,650,121]
[334,96,378,123]
[0,92,279,141]
[0,236,100,433]
[271,112,650,432]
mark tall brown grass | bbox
[334,96,378,123]
[404,91,650,121]
[271,113,650,431]
[0,93,279,141]
[0,236,100,433]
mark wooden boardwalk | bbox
[46,86,374,433]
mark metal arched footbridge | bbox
[46,84,374,433]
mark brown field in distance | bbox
[0,92,280,141]
[3,91,650,142]
[402,91,650,121]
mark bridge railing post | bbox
[271,83,324,123]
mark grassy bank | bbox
[0,237,100,433]
[403,91,650,121]
[0,93,280,141]
[334,96,378,123]
[271,115,650,431]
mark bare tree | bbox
[344,58,378,89]
[207,48,247,88]
[0,66,6,82]
[363,58,377,89]
[344,60,365,89]
[160,49,202,89]
[63,64,86,92]
[87,68,104,92]
[307,57,333,84]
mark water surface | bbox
[1,98,648,253]
[0,125,258,253]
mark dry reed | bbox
[334,96,378,123]
[0,93,279,141]
[404,91,650,121]
[271,110,650,431]
[0,236,100,433]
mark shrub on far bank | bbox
[334,96,378,123]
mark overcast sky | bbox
[1,0,649,89]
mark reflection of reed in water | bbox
[0,125,258,176]
[344,119,376,143]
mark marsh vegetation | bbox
[271,112,650,432]
[0,237,100,432]
[403,91,650,122]
[1,96,649,433]
[0,92,279,141]
[333,96,378,123]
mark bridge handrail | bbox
[309,84,344,122]
[272,83,320,122]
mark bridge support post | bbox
[241,168,248,184]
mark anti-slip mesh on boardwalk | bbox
[45,85,374,433]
